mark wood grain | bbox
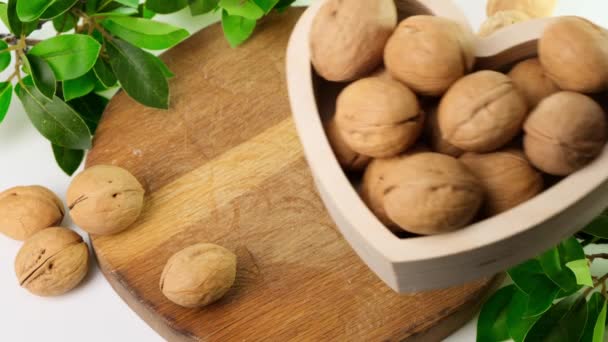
[87,8,498,341]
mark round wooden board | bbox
[86,8,499,342]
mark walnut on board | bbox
[486,0,557,18]
[478,10,531,37]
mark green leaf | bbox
[274,0,295,12]
[52,143,84,175]
[0,3,9,29]
[114,0,138,8]
[507,290,542,342]
[8,0,39,36]
[524,294,588,342]
[252,0,278,13]
[582,293,607,342]
[150,54,174,78]
[0,40,12,72]
[93,58,117,88]
[522,278,561,317]
[41,0,78,19]
[52,12,77,32]
[188,0,218,15]
[219,0,264,19]
[91,7,139,17]
[508,259,551,294]
[477,285,516,342]
[102,17,189,50]
[62,71,96,101]
[16,0,55,22]
[138,4,156,19]
[221,10,256,47]
[584,215,608,238]
[106,38,169,109]
[68,92,108,134]
[29,34,101,81]
[565,259,593,287]
[145,0,188,14]
[539,247,579,292]
[15,77,91,149]
[0,82,13,124]
[25,54,57,99]
[560,237,586,261]
[85,0,98,14]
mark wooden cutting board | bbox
[86,8,499,342]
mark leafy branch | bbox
[477,214,608,342]
[0,0,296,175]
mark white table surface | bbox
[1,1,606,341]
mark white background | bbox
[1,1,607,341]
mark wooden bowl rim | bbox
[286,0,608,264]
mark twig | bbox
[584,273,608,298]
[588,253,608,262]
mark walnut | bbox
[335,77,424,158]
[310,0,397,82]
[508,58,560,108]
[460,150,543,215]
[438,70,528,152]
[381,153,483,235]
[384,15,476,96]
[67,165,145,235]
[160,243,237,308]
[14,227,89,296]
[0,186,64,240]
[524,91,608,175]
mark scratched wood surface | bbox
[86,8,498,342]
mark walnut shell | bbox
[15,227,89,296]
[425,105,464,157]
[310,0,397,82]
[487,0,557,18]
[160,243,237,308]
[359,146,430,229]
[324,118,371,172]
[539,17,608,93]
[438,70,529,152]
[524,91,608,175]
[67,165,145,235]
[0,186,64,241]
[335,77,424,158]
[381,153,483,235]
[508,58,560,108]
[478,10,531,37]
[460,150,543,215]
[384,15,476,96]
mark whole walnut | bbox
[438,70,528,152]
[381,153,484,235]
[524,92,608,175]
[508,58,560,108]
[310,0,397,82]
[324,118,370,172]
[15,227,89,296]
[0,186,64,241]
[425,105,464,157]
[359,145,430,229]
[160,243,237,308]
[67,165,145,235]
[487,0,557,18]
[460,150,543,215]
[335,77,424,158]
[539,17,608,93]
[384,15,476,96]
[478,10,531,37]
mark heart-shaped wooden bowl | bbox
[286,0,608,293]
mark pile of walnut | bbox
[311,0,608,236]
[1,165,235,308]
